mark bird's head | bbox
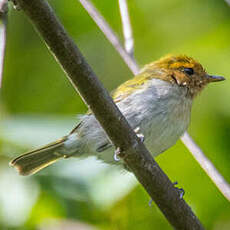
[142,55,225,98]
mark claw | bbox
[114,147,121,161]
[177,188,185,199]
[134,127,145,142]
[173,181,185,199]
[148,199,153,207]
[137,133,145,142]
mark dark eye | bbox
[184,68,194,76]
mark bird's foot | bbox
[148,182,184,207]
[134,127,145,142]
[173,181,185,199]
[114,147,121,161]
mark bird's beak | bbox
[206,74,225,83]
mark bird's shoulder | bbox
[112,70,158,103]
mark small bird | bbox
[10,55,225,175]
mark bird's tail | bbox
[9,137,67,176]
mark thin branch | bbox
[225,0,230,6]
[79,0,230,202]
[79,0,139,75]
[0,0,8,88]
[118,0,134,56]
[181,132,230,201]
[14,0,204,229]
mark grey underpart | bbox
[96,126,145,153]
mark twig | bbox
[79,0,230,202]
[14,0,204,229]
[0,0,7,88]
[118,0,134,56]
[79,0,139,75]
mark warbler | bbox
[10,55,225,175]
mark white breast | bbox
[116,79,192,157]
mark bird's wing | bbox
[96,142,112,152]
[69,120,83,134]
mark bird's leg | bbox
[173,181,185,199]
[134,127,145,142]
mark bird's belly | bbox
[96,112,190,164]
[143,116,188,157]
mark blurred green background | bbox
[0,0,230,229]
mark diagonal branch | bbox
[79,0,139,75]
[14,0,204,229]
[181,133,230,201]
[0,0,8,88]
[79,0,230,202]
[225,0,230,6]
